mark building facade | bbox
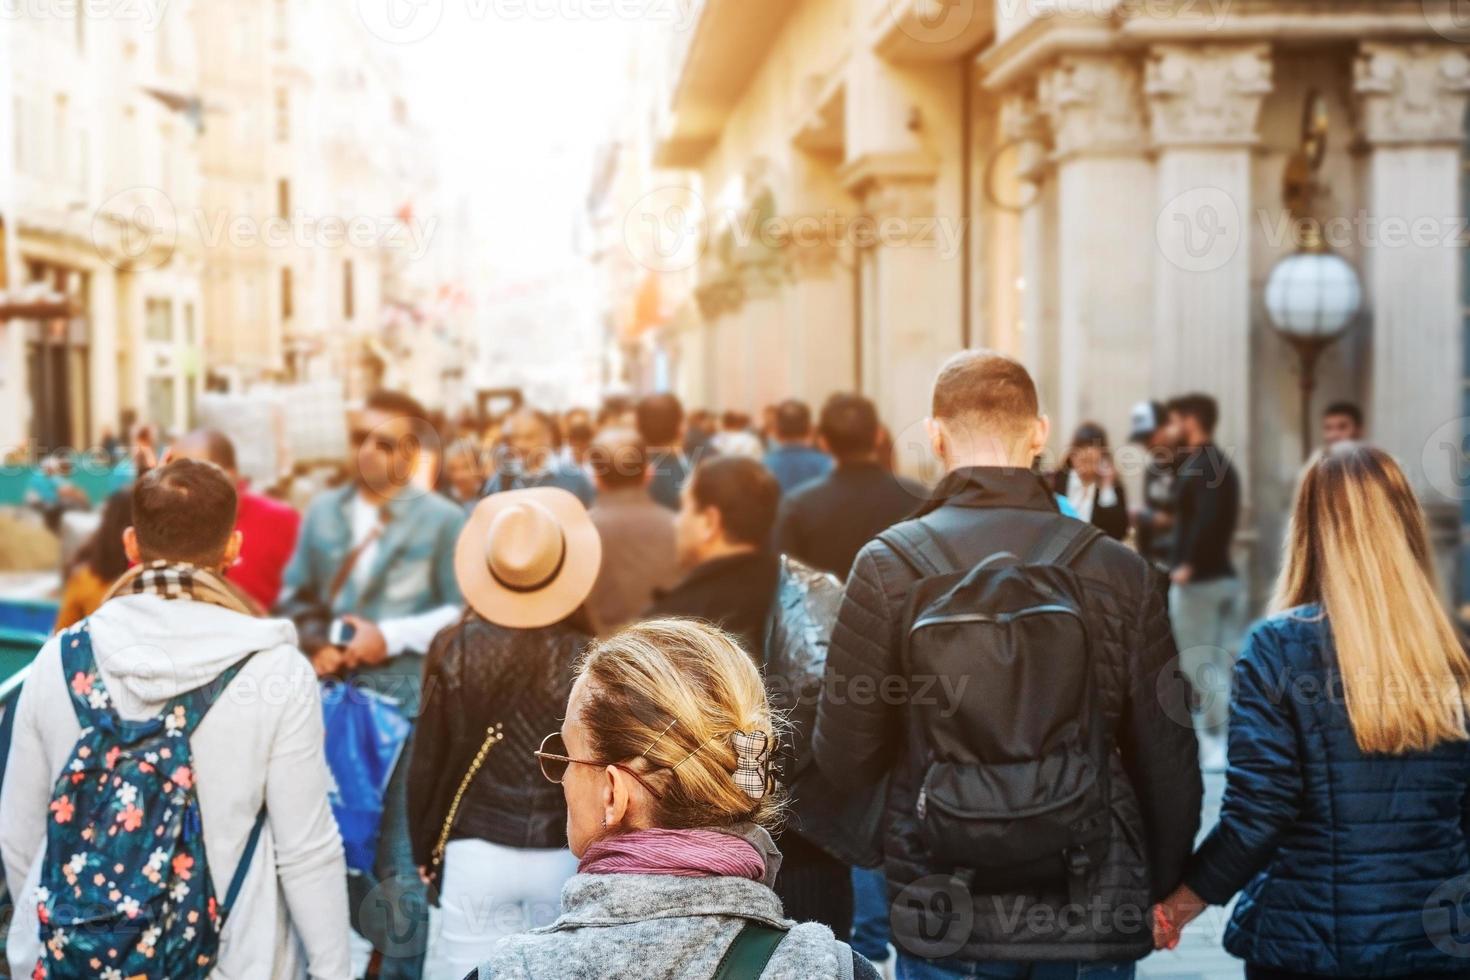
[0,0,477,464]
[621,0,1470,603]
[1,1,206,454]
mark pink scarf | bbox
[578,828,766,882]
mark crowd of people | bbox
[2,349,1465,980]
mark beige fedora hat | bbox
[455,487,603,629]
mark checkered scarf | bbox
[103,560,262,617]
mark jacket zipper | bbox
[911,604,1082,632]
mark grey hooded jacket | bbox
[471,826,876,979]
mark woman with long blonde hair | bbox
[1153,443,1470,979]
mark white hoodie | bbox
[0,594,351,980]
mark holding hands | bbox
[1151,884,1207,950]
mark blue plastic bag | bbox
[321,681,412,875]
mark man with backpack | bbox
[0,458,349,979]
[813,351,1201,979]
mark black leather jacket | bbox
[813,467,1201,963]
[408,611,591,863]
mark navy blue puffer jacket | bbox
[1185,606,1470,977]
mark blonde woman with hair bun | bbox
[469,619,880,980]
[1154,444,1470,979]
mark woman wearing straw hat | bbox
[407,487,602,980]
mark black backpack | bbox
[879,516,1110,898]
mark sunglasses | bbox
[350,429,400,454]
[535,732,666,800]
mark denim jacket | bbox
[277,484,465,714]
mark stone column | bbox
[1038,54,1156,445]
[1146,44,1272,482]
[784,239,855,407]
[88,265,121,441]
[695,276,743,411]
[742,268,789,412]
[843,156,957,448]
[1354,43,1470,502]
[1002,90,1062,453]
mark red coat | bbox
[228,489,301,610]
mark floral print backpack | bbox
[33,622,265,979]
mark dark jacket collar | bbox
[675,550,775,590]
[915,465,1061,519]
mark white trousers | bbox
[422,838,578,980]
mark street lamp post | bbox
[1263,233,1363,460]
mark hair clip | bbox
[729,730,774,800]
[639,717,678,757]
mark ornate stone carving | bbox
[785,232,844,279]
[1145,44,1272,148]
[1000,89,1052,182]
[1354,43,1470,146]
[1037,55,1148,160]
[837,152,941,246]
[694,275,744,320]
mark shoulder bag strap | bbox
[711,921,788,980]
[878,521,959,577]
[1028,518,1106,569]
[169,650,262,737]
[58,622,115,730]
[219,807,268,923]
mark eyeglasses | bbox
[535,732,666,800]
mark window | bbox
[281,267,293,320]
[274,88,289,142]
[145,298,173,343]
[184,303,196,344]
[277,178,290,219]
[343,260,354,319]
[147,376,176,431]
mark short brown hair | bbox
[689,457,779,548]
[931,350,1040,437]
[589,428,648,490]
[132,458,238,566]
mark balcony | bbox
[872,0,996,63]
[654,0,797,168]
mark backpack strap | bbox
[1028,519,1106,569]
[58,622,117,731]
[219,807,268,923]
[879,521,962,577]
[167,651,262,738]
[712,921,788,980]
